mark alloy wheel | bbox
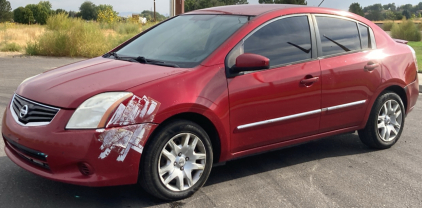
[158,133,207,192]
[377,99,403,142]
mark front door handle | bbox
[364,62,379,71]
[300,77,319,85]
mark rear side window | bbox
[243,16,312,67]
[359,24,371,49]
[316,16,361,56]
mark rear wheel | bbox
[358,92,405,149]
[139,119,213,200]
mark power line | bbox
[318,0,325,7]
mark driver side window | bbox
[227,15,312,69]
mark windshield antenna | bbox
[318,0,325,7]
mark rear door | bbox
[314,15,381,132]
[227,15,322,153]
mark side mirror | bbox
[232,53,270,73]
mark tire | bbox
[139,119,213,200]
[358,91,405,149]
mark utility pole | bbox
[154,0,156,22]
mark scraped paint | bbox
[107,95,160,127]
[97,124,154,161]
[97,95,160,162]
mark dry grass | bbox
[0,23,45,50]
[0,18,157,57]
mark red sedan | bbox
[2,5,419,200]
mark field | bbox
[0,23,44,52]
[408,41,422,72]
[0,17,157,57]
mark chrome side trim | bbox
[326,100,366,111]
[237,109,321,130]
[236,100,367,130]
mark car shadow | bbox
[0,133,374,207]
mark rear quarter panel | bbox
[358,25,418,129]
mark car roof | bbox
[186,4,306,16]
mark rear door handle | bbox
[300,77,319,85]
[364,62,379,71]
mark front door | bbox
[227,15,322,153]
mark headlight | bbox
[66,92,133,129]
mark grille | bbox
[11,94,60,125]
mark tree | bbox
[0,0,12,22]
[38,1,52,10]
[400,4,413,13]
[23,8,35,24]
[97,7,118,24]
[363,4,384,21]
[259,0,307,4]
[96,4,118,18]
[383,3,396,11]
[79,1,97,20]
[55,9,68,15]
[349,3,364,16]
[13,7,35,24]
[140,10,166,22]
[394,12,403,20]
[384,10,396,20]
[25,4,49,24]
[68,10,78,18]
[402,10,411,20]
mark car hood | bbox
[16,57,188,108]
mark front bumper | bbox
[2,106,157,187]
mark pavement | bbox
[1,55,422,207]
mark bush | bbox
[46,13,73,31]
[0,42,22,52]
[28,14,110,57]
[391,19,422,41]
[383,21,394,31]
[114,23,140,34]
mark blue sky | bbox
[9,0,422,17]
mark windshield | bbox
[116,15,249,68]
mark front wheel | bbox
[358,92,405,149]
[139,119,213,200]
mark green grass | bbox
[0,42,22,52]
[408,41,422,73]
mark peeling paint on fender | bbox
[96,95,160,162]
[106,95,160,127]
[97,124,153,161]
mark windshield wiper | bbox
[145,58,180,68]
[133,56,180,68]
[106,53,179,68]
[323,35,351,52]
